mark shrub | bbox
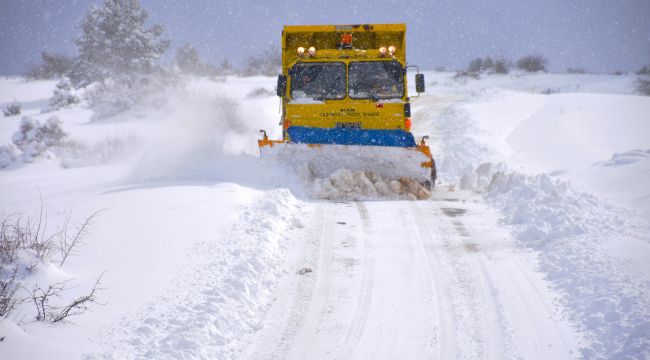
[482,57,495,71]
[494,58,509,74]
[246,87,274,98]
[567,67,586,74]
[453,70,480,80]
[0,144,18,169]
[468,58,483,73]
[636,78,650,96]
[48,79,80,111]
[541,88,559,95]
[175,44,202,74]
[242,47,281,76]
[0,267,23,318]
[29,275,103,323]
[636,65,650,75]
[86,70,179,120]
[467,56,501,73]
[516,54,547,72]
[11,116,68,161]
[0,208,104,322]
[3,102,21,117]
[25,52,75,80]
[216,58,236,76]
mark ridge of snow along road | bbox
[413,83,650,358]
[461,163,650,358]
[88,189,303,359]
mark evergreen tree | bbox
[468,58,483,73]
[71,0,170,86]
[175,44,201,74]
[219,58,234,74]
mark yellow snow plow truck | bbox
[259,23,436,190]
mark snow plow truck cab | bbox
[259,24,437,189]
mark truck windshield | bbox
[290,62,346,100]
[349,61,404,100]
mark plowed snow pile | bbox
[421,83,650,358]
[311,169,430,200]
[461,163,650,358]
[89,189,303,360]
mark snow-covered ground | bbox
[1,72,648,359]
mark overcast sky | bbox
[1,0,649,75]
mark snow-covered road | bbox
[245,188,581,359]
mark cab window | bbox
[349,61,404,100]
[290,62,346,100]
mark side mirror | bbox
[276,74,287,97]
[415,73,425,93]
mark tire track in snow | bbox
[435,201,509,360]
[288,202,341,359]
[248,205,326,360]
[438,204,511,359]
[392,202,440,359]
[412,198,509,359]
[451,196,580,358]
[507,251,578,357]
[408,201,458,358]
[338,202,375,360]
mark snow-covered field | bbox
[1,72,648,359]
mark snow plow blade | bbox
[259,136,436,187]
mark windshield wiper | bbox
[315,88,336,101]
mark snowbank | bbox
[419,74,650,358]
[568,149,650,222]
[461,163,650,358]
[89,189,302,359]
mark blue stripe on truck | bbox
[287,126,417,147]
